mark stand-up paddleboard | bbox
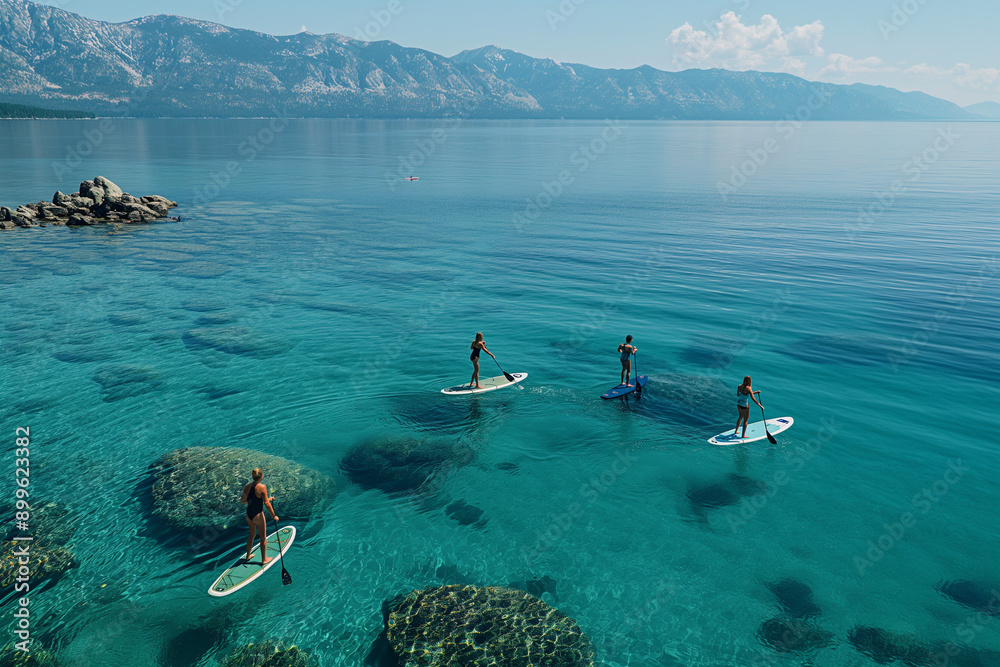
[441,373,527,395]
[708,417,794,446]
[601,375,647,399]
[208,526,295,597]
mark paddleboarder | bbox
[241,468,279,566]
[618,335,637,386]
[734,375,764,438]
[469,332,496,389]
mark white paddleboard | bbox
[708,417,794,446]
[441,373,527,395]
[208,526,295,597]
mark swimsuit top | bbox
[620,345,633,361]
[247,482,263,516]
[736,386,750,407]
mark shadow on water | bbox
[364,595,407,667]
[765,578,822,619]
[391,391,510,435]
[683,473,765,528]
[777,334,896,366]
[616,373,732,433]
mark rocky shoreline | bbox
[0,176,178,229]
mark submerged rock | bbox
[847,626,934,666]
[182,327,285,358]
[686,473,765,524]
[340,436,474,494]
[0,642,59,665]
[766,579,822,618]
[219,642,313,667]
[386,585,595,667]
[0,502,76,588]
[757,617,834,654]
[445,500,487,529]
[507,575,559,603]
[148,447,336,530]
[91,364,163,402]
[938,580,1000,616]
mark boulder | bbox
[142,195,178,208]
[148,446,337,530]
[220,642,314,667]
[1,502,76,588]
[86,185,107,205]
[94,176,124,201]
[125,202,160,218]
[127,211,146,223]
[341,436,474,493]
[0,207,9,221]
[15,205,36,219]
[385,585,595,667]
[11,214,33,228]
[44,205,69,217]
[69,194,95,209]
[52,191,71,205]
[67,214,95,227]
[144,201,171,216]
[0,220,14,230]
[78,180,95,197]
[35,208,53,220]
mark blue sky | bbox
[42,0,1000,105]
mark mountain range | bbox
[0,0,993,120]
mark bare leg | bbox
[471,358,481,388]
[625,360,632,386]
[245,515,257,560]
[256,513,272,565]
[739,408,750,437]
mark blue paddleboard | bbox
[601,375,647,399]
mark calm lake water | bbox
[0,119,998,666]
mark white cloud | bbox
[819,54,897,78]
[905,62,1000,91]
[666,12,824,75]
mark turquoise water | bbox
[1,119,998,666]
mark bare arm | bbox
[750,391,764,409]
[481,344,495,358]
[260,484,278,520]
[240,483,251,504]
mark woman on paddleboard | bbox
[734,376,764,438]
[241,468,279,565]
[469,332,496,389]
[618,335,637,386]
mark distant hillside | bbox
[964,102,1000,118]
[0,0,973,120]
[0,101,95,118]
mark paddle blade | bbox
[503,372,515,382]
[282,568,292,585]
[766,431,777,445]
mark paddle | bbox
[760,393,777,444]
[273,520,292,586]
[633,351,640,394]
[492,356,516,383]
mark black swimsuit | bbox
[246,482,263,519]
[470,345,481,361]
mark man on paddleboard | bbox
[241,468,279,565]
[734,376,764,438]
[618,335,637,386]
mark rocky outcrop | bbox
[384,585,595,667]
[219,642,313,667]
[0,177,178,230]
[148,447,337,530]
